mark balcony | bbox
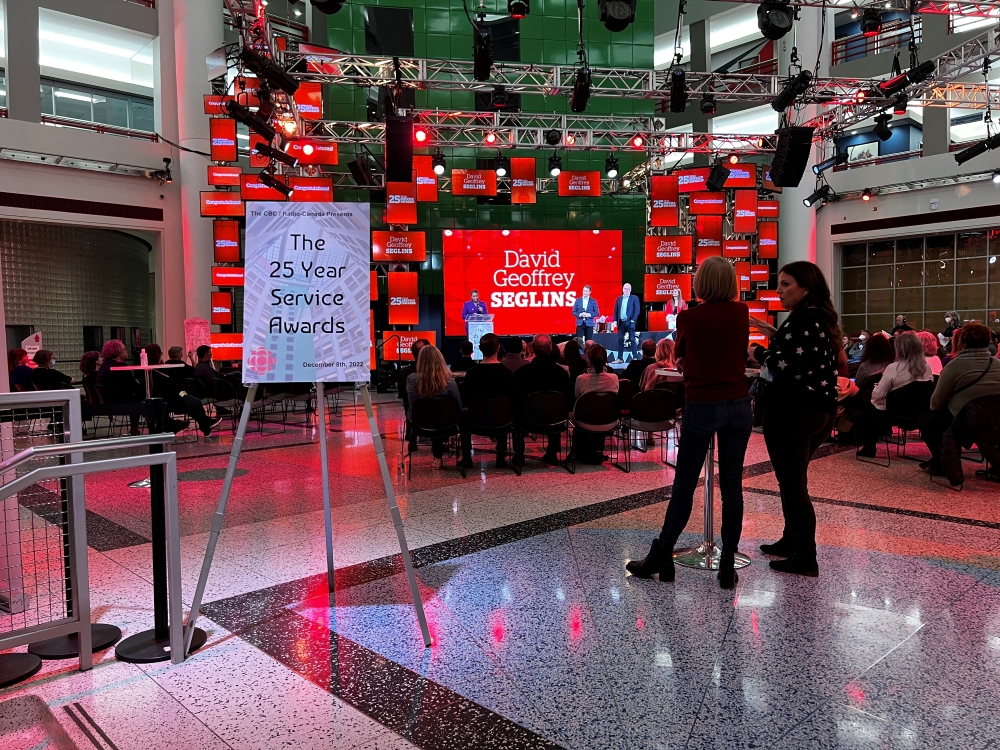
[40,114,159,142]
[832,18,921,65]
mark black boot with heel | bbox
[718,550,738,590]
[626,540,675,582]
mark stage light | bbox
[225,99,275,142]
[993,170,1000,184]
[860,9,882,36]
[508,0,529,19]
[494,151,509,177]
[757,2,793,40]
[862,188,872,201]
[707,162,730,191]
[565,134,577,146]
[491,85,509,109]
[240,48,299,96]
[854,90,866,104]
[311,0,347,12]
[813,151,848,175]
[570,66,591,113]
[484,132,498,145]
[259,170,293,197]
[255,142,299,168]
[302,143,315,156]
[954,133,1000,165]
[152,157,172,185]
[891,93,908,115]
[873,112,892,141]
[700,93,717,115]
[771,70,812,112]
[548,153,562,177]
[544,129,561,146]
[631,135,645,149]
[605,154,619,178]
[878,59,935,96]
[473,28,492,82]
[432,148,446,176]
[803,184,831,208]
[281,120,297,135]
[728,153,739,165]
[414,126,429,143]
[599,0,636,32]
[669,66,687,113]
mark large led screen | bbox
[443,230,622,336]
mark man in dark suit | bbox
[451,340,477,372]
[613,282,641,362]
[623,338,657,390]
[571,285,599,341]
[461,333,517,468]
[515,334,570,465]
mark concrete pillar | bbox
[921,14,951,156]
[4,0,42,123]
[172,0,224,325]
[689,19,711,167]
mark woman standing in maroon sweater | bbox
[627,257,751,589]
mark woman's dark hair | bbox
[80,351,101,375]
[778,261,844,354]
[144,344,163,365]
[32,349,54,367]
[7,349,27,373]
[588,343,608,373]
[563,338,586,375]
[961,322,992,349]
[861,332,894,365]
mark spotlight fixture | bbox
[631,135,645,149]
[491,85,509,109]
[954,132,1000,165]
[891,93,908,115]
[494,151,510,177]
[548,153,562,177]
[706,162,731,191]
[605,154,619,178]
[310,0,347,12]
[860,9,882,36]
[570,66,591,113]
[255,142,299,168]
[473,27,493,82]
[873,112,892,141]
[507,0,529,19]
[802,184,831,208]
[700,93,717,115]
[239,47,299,96]
[431,148,446,176]
[484,132,498,145]
[757,2,793,41]
[151,157,172,185]
[728,153,740,165]
[544,129,562,146]
[565,134,577,146]
[877,59,935,96]
[598,0,637,32]
[669,65,687,113]
[813,151,848,175]
[862,188,872,202]
[853,90,866,104]
[993,170,1000,184]
[225,99,275,141]
[259,170,294,197]
[771,70,812,112]
[413,126,430,143]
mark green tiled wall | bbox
[325,0,653,295]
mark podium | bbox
[466,314,494,360]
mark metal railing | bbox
[832,18,922,65]
[125,0,155,7]
[832,148,924,171]
[735,58,778,76]
[40,115,159,142]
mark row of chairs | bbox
[406,385,680,477]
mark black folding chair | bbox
[571,391,629,472]
[408,396,465,478]
[516,390,571,472]
[466,394,519,475]
[623,389,677,464]
[883,379,935,462]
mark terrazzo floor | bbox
[2,391,999,749]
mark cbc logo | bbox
[247,347,276,375]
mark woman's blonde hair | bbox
[654,337,675,366]
[693,256,738,303]
[415,345,450,398]
[894,332,931,379]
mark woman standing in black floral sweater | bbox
[750,261,841,577]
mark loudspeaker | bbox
[385,114,414,183]
[349,155,379,187]
[770,126,815,188]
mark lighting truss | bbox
[0,147,157,179]
[836,168,1000,201]
[713,0,1000,17]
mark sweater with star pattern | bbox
[752,308,839,413]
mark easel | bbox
[185,381,431,654]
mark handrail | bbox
[832,18,921,65]
[0,453,173,505]
[832,149,923,170]
[0,433,175,476]
[125,0,155,6]
[40,114,159,142]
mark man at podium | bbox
[461,289,489,335]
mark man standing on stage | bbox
[461,289,488,334]
[572,285,599,341]
[613,282,640,362]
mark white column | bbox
[776,7,833,267]
[172,0,224,323]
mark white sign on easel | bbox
[21,332,41,358]
[185,202,431,652]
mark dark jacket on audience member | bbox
[501,354,527,374]
[9,364,34,391]
[516,356,571,401]
[622,355,656,390]
[194,361,218,383]
[166,358,199,381]
[96,359,143,403]
[31,367,73,391]
[461,361,517,406]
[450,356,477,373]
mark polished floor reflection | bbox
[1,392,999,749]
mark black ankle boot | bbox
[626,540,675,582]
[769,556,819,577]
[759,538,794,557]
[718,550,738,590]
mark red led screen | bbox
[288,177,333,202]
[758,221,778,258]
[414,155,439,202]
[388,272,420,325]
[211,291,233,325]
[644,273,692,302]
[557,171,601,197]
[511,158,536,204]
[372,231,427,262]
[689,192,727,215]
[241,174,287,201]
[644,235,692,264]
[210,333,243,361]
[763,167,782,193]
[650,175,679,227]
[724,164,756,189]
[676,167,710,193]
[200,192,244,217]
[212,266,245,286]
[442,229,622,336]
[733,190,758,234]
[382,331,438,361]
[208,165,242,186]
[203,95,234,115]
[723,239,751,259]
[249,134,270,169]
[210,118,238,162]
[286,139,338,166]
[452,169,497,196]
[758,200,780,218]
[750,264,770,282]
[735,261,751,292]
[213,220,241,262]
[386,181,418,224]
[695,215,723,263]
[370,270,378,301]
[294,82,323,120]
[757,288,783,310]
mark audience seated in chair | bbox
[30,350,73,391]
[574,344,619,464]
[460,333,517,469]
[501,337,528,374]
[623,339,657,391]
[8,348,34,392]
[146,344,221,437]
[515,334,570,466]
[406,345,463,469]
[450,340,477,373]
[397,338,431,450]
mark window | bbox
[0,70,6,110]
[39,79,154,131]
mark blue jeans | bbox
[655,398,753,553]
